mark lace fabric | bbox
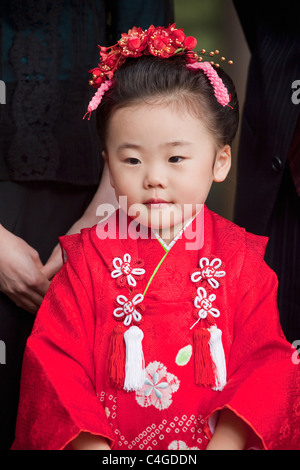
[0,0,174,184]
[0,0,107,183]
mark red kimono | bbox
[12,207,300,450]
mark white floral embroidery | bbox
[191,257,225,289]
[194,286,220,319]
[136,361,180,410]
[113,293,144,326]
[111,253,145,287]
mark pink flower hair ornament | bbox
[83,24,233,119]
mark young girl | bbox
[12,25,299,451]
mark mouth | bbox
[144,198,171,209]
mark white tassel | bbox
[123,326,145,392]
[209,326,227,391]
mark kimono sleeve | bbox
[208,235,300,450]
[12,234,114,450]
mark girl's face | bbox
[104,100,231,243]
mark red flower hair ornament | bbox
[83,24,232,119]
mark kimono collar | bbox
[151,207,205,254]
[151,212,199,252]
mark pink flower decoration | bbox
[136,361,180,410]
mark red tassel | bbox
[107,324,126,389]
[193,327,216,387]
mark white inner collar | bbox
[151,216,196,252]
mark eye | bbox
[124,157,141,165]
[169,156,184,163]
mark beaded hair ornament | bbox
[83,24,233,119]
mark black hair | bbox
[96,53,239,150]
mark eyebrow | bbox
[117,143,142,151]
[116,141,192,151]
[166,141,192,147]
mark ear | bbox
[102,150,115,188]
[102,150,108,162]
[213,145,231,182]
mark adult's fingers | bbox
[6,290,42,315]
[41,244,63,281]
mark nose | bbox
[143,164,167,189]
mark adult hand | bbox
[41,243,63,282]
[0,225,51,314]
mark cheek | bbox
[186,163,214,190]
[109,164,130,190]
[110,171,140,204]
[175,174,213,205]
